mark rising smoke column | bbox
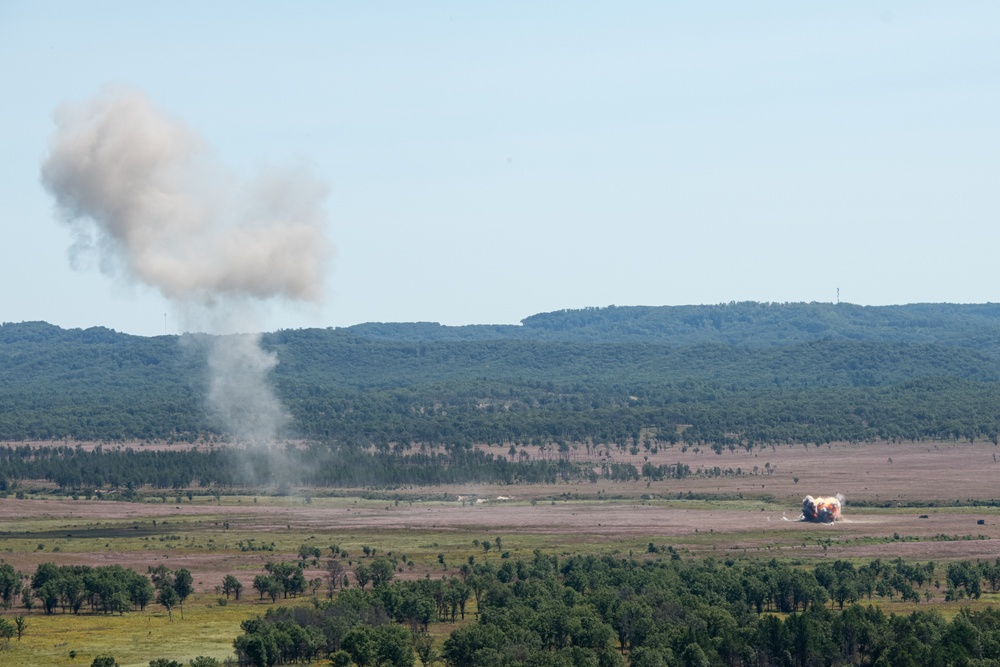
[40,87,332,444]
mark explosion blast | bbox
[40,87,332,445]
[801,494,844,523]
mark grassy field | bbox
[0,595,261,667]
[2,439,1000,664]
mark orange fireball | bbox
[802,495,842,523]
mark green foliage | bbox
[228,551,1000,667]
[262,562,306,599]
[10,304,1000,487]
[330,650,352,667]
[0,562,23,608]
[369,557,395,588]
[22,562,154,615]
[253,575,282,603]
[188,660,221,667]
[173,569,193,605]
[157,586,178,620]
[222,574,243,601]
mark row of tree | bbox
[0,442,709,490]
[0,561,190,619]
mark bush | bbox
[189,658,221,667]
[330,651,352,667]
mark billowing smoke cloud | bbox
[801,494,844,523]
[40,87,332,444]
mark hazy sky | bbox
[2,2,998,336]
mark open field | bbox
[15,436,999,502]
[2,440,1000,665]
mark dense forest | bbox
[8,551,1000,667]
[197,553,1000,667]
[5,302,1000,471]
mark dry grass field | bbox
[1,439,999,665]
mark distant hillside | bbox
[349,302,1000,346]
[4,302,1000,446]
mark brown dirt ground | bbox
[477,438,1000,503]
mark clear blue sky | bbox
[2,2,998,336]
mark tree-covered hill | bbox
[351,301,1000,347]
[5,302,1000,446]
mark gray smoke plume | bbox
[205,332,287,444]
[40,87,332,444]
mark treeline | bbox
[0,444,576,489]
[230,552,1000,667]
[347,302,1000,347]
[0,443,718,490]
[7,303,1000,447]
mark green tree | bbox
[681,643,710,667]
[442,624,506,667]
[330,651,352,667]
[413,631,438,667]
[354,563,372,590]
[253,574,281,603]
[21,587,34,611]
[233,631,277,667]
[298,544,322,562]
[37,579,60,614]
[157,585,179,622]
[173,568,193,619]
[370,557,395,588]
[0,563,22,609]
[343,625,377,667]
[222,574,243,600]
[148,564,173,590]
[128,572,156,611]
[374,623,414,667]
[263,561,305,598]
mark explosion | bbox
[801,494,843,523]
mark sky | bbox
[1,2,999,337]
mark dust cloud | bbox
[41,86,332,446]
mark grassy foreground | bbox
[1,596,262,667]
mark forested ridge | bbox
[5,302,1000,450]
